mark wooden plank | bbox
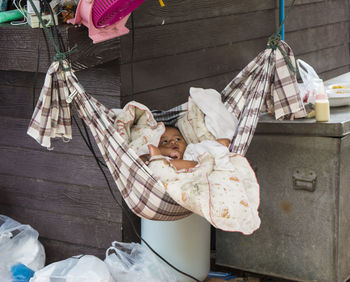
[122,201,141,244]
[0,24,120,73]
[0,204,122,249]
[122,44,350,110]
[121,17,348,65]
[132,0,275,28]
[297,44,350,78]
[122,71,237,110]
[120,37,268,96]
[319,65,350,81]
[122,0,346,62]
[286,0,324,5]
[0,174,122,223]
[0,116,102,156]
[0,85,35,119]
[0,25,53,72]
[121,10,275,63]
[67,26,121,71]
[286,0,349,32]
[132,0,324,28]
[40,238,106,263]
[75,60,121,97]
[0,85,120,119]
[0,70,45,88]
[0,61,121,98]
[286,21,349,56]
[0,145,117,189]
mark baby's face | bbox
[159,127,187,160]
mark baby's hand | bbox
[148,144,162,157]
[140,154,150,163]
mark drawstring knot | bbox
[267,33,295,73]
[54,44,78,71]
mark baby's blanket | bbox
[148,144,260,234]
[114,101,164,157]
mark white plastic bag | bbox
[0,215,45,274]
[104,241,180,282]
[0,263,12,282]
[30,255,113,282]
[297,59,321,104]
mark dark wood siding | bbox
[120,0,350,109]
[0,62,126,263]
[0,0,349,264]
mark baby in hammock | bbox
[147,126,230,170]
[146,126,261,234]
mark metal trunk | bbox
[216,108,350,282]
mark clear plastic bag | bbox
[104,241,180,282]
[0,263,12,282]
[0,215,45,277]
[30,255,113,282]
[297,59,321,105]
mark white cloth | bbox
[189,87,238,140]
[149,141,261,234]
[184,140,234,171]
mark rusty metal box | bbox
[216,107,350,282]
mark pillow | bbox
[176,97,215,145]
[115,102,164,156]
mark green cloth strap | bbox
[27,0,78,70]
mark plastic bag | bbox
[30,255,113,282]
[0,263,12,282]
[0,215,45,279]
[297,59,321,105]
[104,241,180,282]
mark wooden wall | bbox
[0,62,131,264]
[120,0,350,110]
[0,0,349,265]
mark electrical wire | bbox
[72,116,200,282]
[32,2,201,280]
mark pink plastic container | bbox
[67,0,130,44]
[92,0,145,28]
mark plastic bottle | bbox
[0,10,24,23]
[315,79,330,122]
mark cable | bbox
[31,3,200,280]
[130,12,135,103]
[72,116,200,282]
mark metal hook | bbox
[66,89,78,103]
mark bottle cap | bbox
[314,79,328,100]
[316,92,328,100]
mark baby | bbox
[146,126,261,234]
[147,126,230,170]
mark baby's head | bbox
[158,126,187,160]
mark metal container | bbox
[216,107,350,282]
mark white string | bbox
[12,0,28,20]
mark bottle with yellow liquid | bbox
[314,79,330,122]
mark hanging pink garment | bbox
[68,0,130,44]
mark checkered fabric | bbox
[27,39,305,220]
[152,104,187,126]
[27,61,72,149]
[27,60,190,221]
[222,40,306,155]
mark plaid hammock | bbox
[27,40,305,221]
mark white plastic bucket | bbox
[141,213,210,282]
